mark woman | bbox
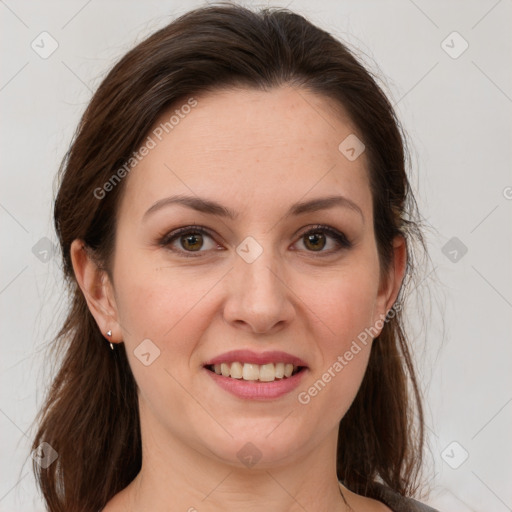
[31,3,439,511]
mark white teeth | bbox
[230,362,243,379]
[242,363,259,381]
[209,362,301,381]
[259,363,275,382]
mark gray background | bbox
[1,1,511,510]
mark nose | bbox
[222,243,295,335]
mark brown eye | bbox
[180,232,204,251]
[303,232,326,251]
[160,224,352,259]
[160,227,218,257]
[296,225,352,255]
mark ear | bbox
[70,239,121,344]
[372,234,407,331]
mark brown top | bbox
[369,483,440,512]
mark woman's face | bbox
[94,86,403,468]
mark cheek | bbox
[111,264,208,426]
[296,265,378,410]
[112,258,223,384]
[113,252,212,339]
[305,264,379,353]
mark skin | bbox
[71,85,406,511]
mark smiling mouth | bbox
[205,362,305,382]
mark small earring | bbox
[106,330,114,351]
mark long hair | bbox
[31,3,428,510]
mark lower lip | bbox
[204,367,307,400]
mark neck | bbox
[125,406,347,511]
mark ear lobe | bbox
[70,239,120,340]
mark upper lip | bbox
[204,350,308,367]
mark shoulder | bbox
[371,483,441,512]
[98,486,132,512]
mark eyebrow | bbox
[143,194,364,222]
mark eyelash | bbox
[158,224,352,258]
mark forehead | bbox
[119,85,371,222]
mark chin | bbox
[196,418,313,469]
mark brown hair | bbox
[31,2,429,510]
